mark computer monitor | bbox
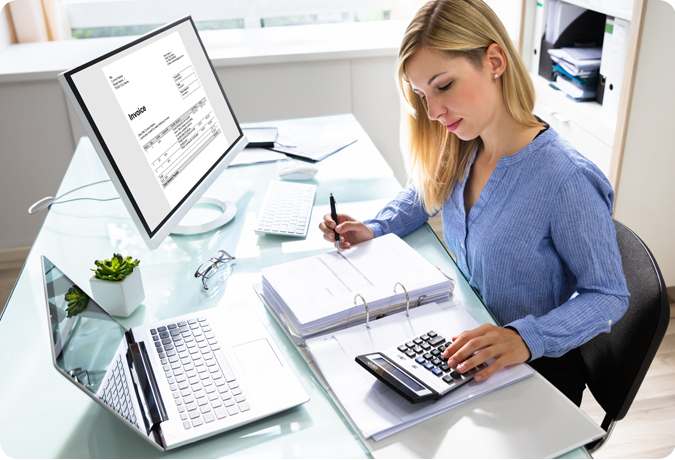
[58,17,248,250]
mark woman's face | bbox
[405,46,503,141]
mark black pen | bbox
[330,193,340,250]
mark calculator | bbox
[355,330,487,404]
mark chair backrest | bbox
[580,219,670,424]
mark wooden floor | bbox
[1,250,674,458]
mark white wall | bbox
[0,53,404,251]
[614,0,675,286]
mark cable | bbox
[28,180,119,215]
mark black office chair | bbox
[581,219,670,454]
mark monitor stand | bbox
[171,197,236,235]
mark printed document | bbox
[262,234,448,329]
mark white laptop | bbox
[41,256,309,451]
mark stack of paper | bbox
[261,234,452,345]
[549,47,602,77]
[270,124,357,162]
[548,47,601,101]
[306,302,534,440]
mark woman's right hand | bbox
[319,213,375,249]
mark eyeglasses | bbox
[194,250,235,290]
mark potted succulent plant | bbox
[89,254,144,317]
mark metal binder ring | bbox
[417,295,428,307]
[354,294,370,329]
[394,282,410,317]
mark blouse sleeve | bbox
[506,168,630,360]
[363,184,437,238]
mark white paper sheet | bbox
[263,234,448,329]
[229,148,288,166]
[307,302,534,440]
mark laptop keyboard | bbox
[99,355,139,429]
[151,317,250,430]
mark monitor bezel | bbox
[58,16,247,249]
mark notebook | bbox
[41,256,308,451]
[260,234,453,345]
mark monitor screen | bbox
[59,17,245,248]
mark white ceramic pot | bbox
[89,267,145,317]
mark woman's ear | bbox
[485,43,507,78]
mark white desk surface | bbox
[0,114,598,458]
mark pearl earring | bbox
[494,74,499,79]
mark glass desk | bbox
[0,114,594,458]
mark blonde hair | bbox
[398,0,541,212]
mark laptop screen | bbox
[43,256,127,395]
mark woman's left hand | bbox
[442,324,531,382]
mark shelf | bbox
[560,0,633,22]
[531,73,617,147]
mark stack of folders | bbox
[261,234,452,346]
[548,47,601,101]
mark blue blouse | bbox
[364,127,629,360]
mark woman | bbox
[319,0,629,406]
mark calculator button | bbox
[423,353,433,361]
[150,329,157,335]
[157,326,167,332]
[427,331,437,338]
[405,341,415,349]
[413,338,423,345]
[168,324,177,330]
[405,350,416,358]
[420,334,430,341]
[423,362,434,370]
[431,358,442,366]
[442,375,454,384]
[415,356,425,364]
[450,371,462,380]
[431,367,443,376]
[413,346,423,354]
[429,336,446,347]
[177,321,187,327]
[214,406,227,419]
[437,344,447,352]
[440,364,451,372]
[430,349,441,357]
[421,343,431,350]
[397,345,408,352]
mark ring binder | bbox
[393,282,410,317]
[354,294,370,329]
[417,295,427,307]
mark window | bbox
[66,0,394,39]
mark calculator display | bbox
[372,357,425,392]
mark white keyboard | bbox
[255,181,316,237]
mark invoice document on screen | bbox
[101,32,230,206]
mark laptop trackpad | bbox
[233,338,282,376]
